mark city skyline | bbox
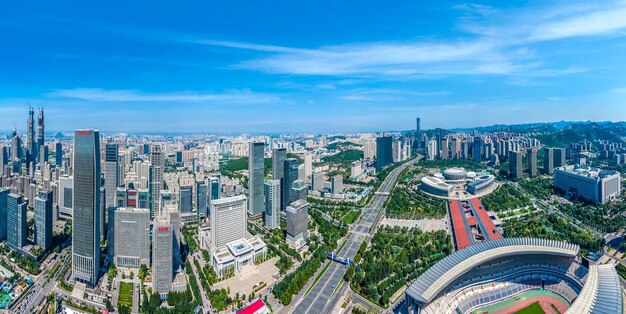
[2,1,626,133]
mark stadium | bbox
[419,167,496,199]
[403,238,623,314]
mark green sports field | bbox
[472,290,568,314]
[515,302,545,314]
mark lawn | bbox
[341,210,360,224]
[118,282,134,307]
[515,302,545,314]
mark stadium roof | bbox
[566,264,623,314]
[405,238,580,304]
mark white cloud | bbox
[46,88,279,104]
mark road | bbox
[12,249,70,314]
[290,157,420,314]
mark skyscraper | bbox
[0,146,7,175]
[248,142,265,217]
[312,172,324,192]
[509,150,523,179]
[283,158,299,208]
[554,148,566,168]
[0,188,9,242]
[150,145,164,218]
[35,190,53,250]
[178,185,192,214]
[210,195,247,249]
[55,142,63,167]
[72,129,101,288]
[527,148,538,178]
[272,148,286,209]
[7,193,27,251]
[331,175,343,194]
[209,176,220,201]
[375,136,393,169]
[304,153,312,178]
[27,107,35,164]
[544,148,554,174]
[12,129,22,161]
[109,207,150,268]
[37,107,45,157]
[152,216,173,296]
[196,180,208,218]
[264,180,281,229]
[104,143,119,209]
[473,137,483,163]
[286,200,309,250]
[415,117,421,148]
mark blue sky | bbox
[1,1,626,133]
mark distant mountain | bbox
[536,123,625,147]
[449,120,622,133]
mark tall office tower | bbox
[248,142,265,217]
[473,137,483,163]
[39,144,49,169]
[311,172,324,192]
[441,138,449,160]
[283,158,299,209]
[179,185,192,214]
[168,209,182,273]
[210,176,220,201]
[152,216,173,296]
[12,129,23,161]
[331,175,343,194]
[27,107,35,163]
[210,195,247,249]
[415,117,421,148]
[0,146,6,175]
[7,193,27,251]
[150,145,164,218]
[436,130,443,159]
[527,148,538,178]
[392,140,400,162]
[427,139,437,160]
[264,180,281,229]
[58,175,73,218]
[108,207,150,268]
[55,142,63,167]
[34,190,53,250]
[100,187,106,242]
[363,141,377,160]
[508,150,523,179]
[104,143,119,209]
[554,148,566,168]
[272,148,286,209]
[71,129,101,288]
[304,153,312,178]
[37,107,44,155]
[0,188,8,241]
[375,136,393,169]
[196,181,208,218]
[451,138,459,159]
[544,148,554,174]
[117,152,125,186]
[286,200,309,250]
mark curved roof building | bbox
[419,177,452,197]
[442,167,467,181]
[467,175,495,194]
[404,238,622,314]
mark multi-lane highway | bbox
[291,157,420,314]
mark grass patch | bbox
[341,210,360,224]
[118,282,134,307]
[515,302,545,314]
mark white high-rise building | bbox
[109,207,150,268]
[210,195,247,249]
[363,141,376,160]
[427,139,437,160]
[304,153,312,178]
[264,180,280,229]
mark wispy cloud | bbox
[46,88,279,104]
[184,1,626,78]
[339,88,449,102]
